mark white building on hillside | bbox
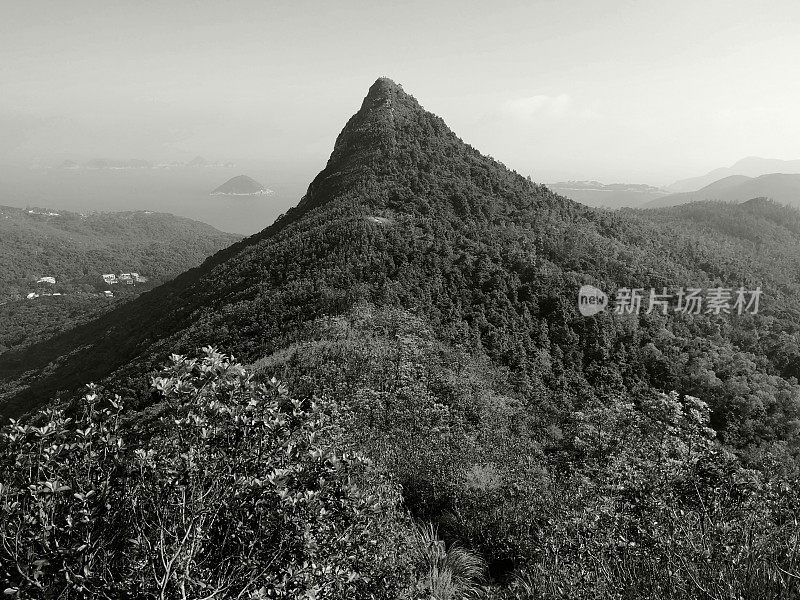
[37,276,56,284]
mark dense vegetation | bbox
[0,295,116,355]
[262,306,800,597]
[0,206,239,353]
[3,78,800,597]
[1,349,423,598]
[4,323,800,598]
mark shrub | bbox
[1,347,416,599]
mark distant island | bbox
[210,175,274,196]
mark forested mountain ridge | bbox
[5,77,800,597]
[0,76,574,416]
[3,79,800,453]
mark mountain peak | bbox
[350,76,419,134]
[352,77,409,123]
[295,77,428,213]
[368,76,403,95]
[288,76,558,222]
[361,76,405,106]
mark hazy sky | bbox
[3,0,800,186]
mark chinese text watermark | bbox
[578,285,761,317]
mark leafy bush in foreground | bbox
[0,347,416,599]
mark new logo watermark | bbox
[578,285,609,316]
[577,286,762,316]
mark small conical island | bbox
[209,175,273,196]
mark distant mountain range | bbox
[555,157,800,210]
[646,173,800,208]
[210,175,273,196]
[667,157,800,192]
[548,180,668,208]
[53,155,235,170]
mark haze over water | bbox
[5,1,800,189]
[0,162,310,235]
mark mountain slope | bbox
[0,205,239,296]
[647,173,800,208]
[0,206,239,353]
